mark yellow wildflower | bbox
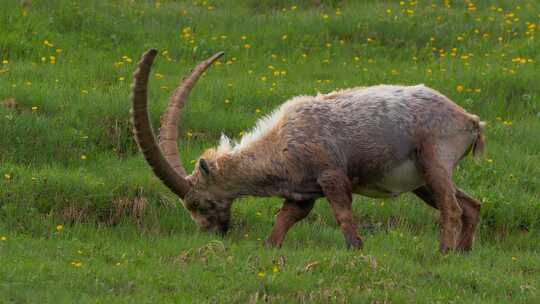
[71,261,83,268]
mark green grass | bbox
[0,0,539,302]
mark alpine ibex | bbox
[131,49,485,252]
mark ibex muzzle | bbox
[131,49,485,252]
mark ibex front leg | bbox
[265,199,315,248]
[318,170,362,249]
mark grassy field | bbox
[1,0,539,302]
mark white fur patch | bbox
[379,160,424,194]
[353,160,424,198]
[218,95,311,154]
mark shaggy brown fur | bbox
[131,50,485,252]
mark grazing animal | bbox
[131,49,485,252]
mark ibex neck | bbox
[220,139,289,198]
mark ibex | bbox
[131,49,485,252]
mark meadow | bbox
[0,0,539,302]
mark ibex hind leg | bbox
[414,186,480,252]
[455,188,481,251]
[415,138,462,253]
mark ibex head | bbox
[131,49,232,235]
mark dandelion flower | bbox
[71,261,83,268]
[56,225,64,232]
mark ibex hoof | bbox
[345,236,363,250]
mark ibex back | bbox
[131,50,485,253]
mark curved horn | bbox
[130,49,188,198]
[158,51,224,176]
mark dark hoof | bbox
[264,239,281,248]
[345,236,363,250]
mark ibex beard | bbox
[131,49,485,253]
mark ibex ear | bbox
[199,158,211,176]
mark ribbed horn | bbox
[131,49,192,198]
[158,51,224,176]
